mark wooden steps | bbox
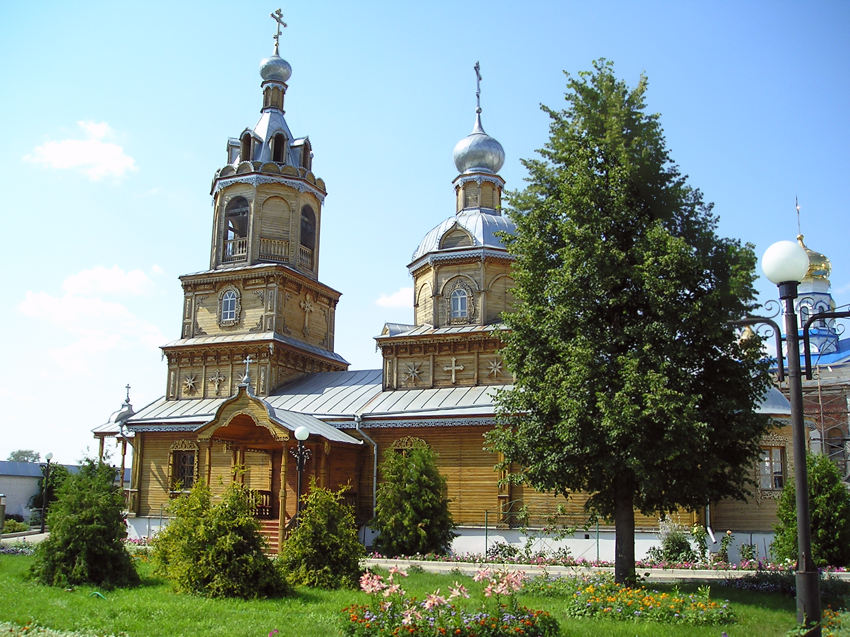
[258,519,280,554]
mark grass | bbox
[0,553,821,636]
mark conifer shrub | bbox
[372,445,456,556]
[278,483,364,589]
[151,481,288,598]
[29,459,139,589]
[772,453,850,567]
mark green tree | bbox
[773,452,850,567]
[151,481,288,598]
[278,483,364,589]
[487,60,771,584]
[7,449,40,462]
[28,463,70,513]
[372,445,456,556]
[30,459,138,588]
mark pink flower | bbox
[388,565,408,578]
[423,589,447,609]
[473,568,492,582]
[448,582,469,599]
[401,609,422,625]
[383,584,404,597]
[359,572,386,594]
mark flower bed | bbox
[341,567,559,636]
[525,573,734,625]
[367,551,848,573]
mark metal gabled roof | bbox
[363,383,504,418]
[161,331,349,366]
[267,369,383,416]
[268,408,361,445]
[127,397,227,424]
[375,323,506,340]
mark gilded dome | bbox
[797,235,831,280]
[260,53,291,83]
[453,113,505,174]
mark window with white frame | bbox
[451,288,468,319]
[218,287,241,327]
[759,446,785,489]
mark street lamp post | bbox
[40,452,53,534]
[291,426,311,524]
[762,240,821,633]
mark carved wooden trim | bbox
[390,436,429,451]
[217,285,242,327]
[754,431,791,503]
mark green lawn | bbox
[0,554,816,636]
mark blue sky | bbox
[1,1,848,464]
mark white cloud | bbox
[376,287,413,308]
[23,120,137,181]
[18,266,166,375]
[62,265,156,297]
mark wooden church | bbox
[95,17,797,559]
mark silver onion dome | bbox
[259,53,292,83]
[453,112,505,174]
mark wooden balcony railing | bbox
[223,238,248,262]
[298,245,313,270]
[259,238,289,262]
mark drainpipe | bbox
[354,414,378,517]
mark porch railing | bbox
[249,490,273,519]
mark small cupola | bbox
[452,62,505,215]
[260,9,291,112]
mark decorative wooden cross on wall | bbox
[208,370,226,396]
[443,357,464,384]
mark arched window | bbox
[300,206,316,250]
[271,133,286,163]
[221,290,237,322]
[223,197,249,262]
[240,133,252,161]
[451,288,468,319]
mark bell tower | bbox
[161,13,348,401]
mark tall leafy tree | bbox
[7,449,40,462]
[487,60,772,583]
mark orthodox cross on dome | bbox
[444,357,464,384]
[124,383,131,403]
[270,8,287,54]
[242,355,254,384]
[474,61,482,114]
